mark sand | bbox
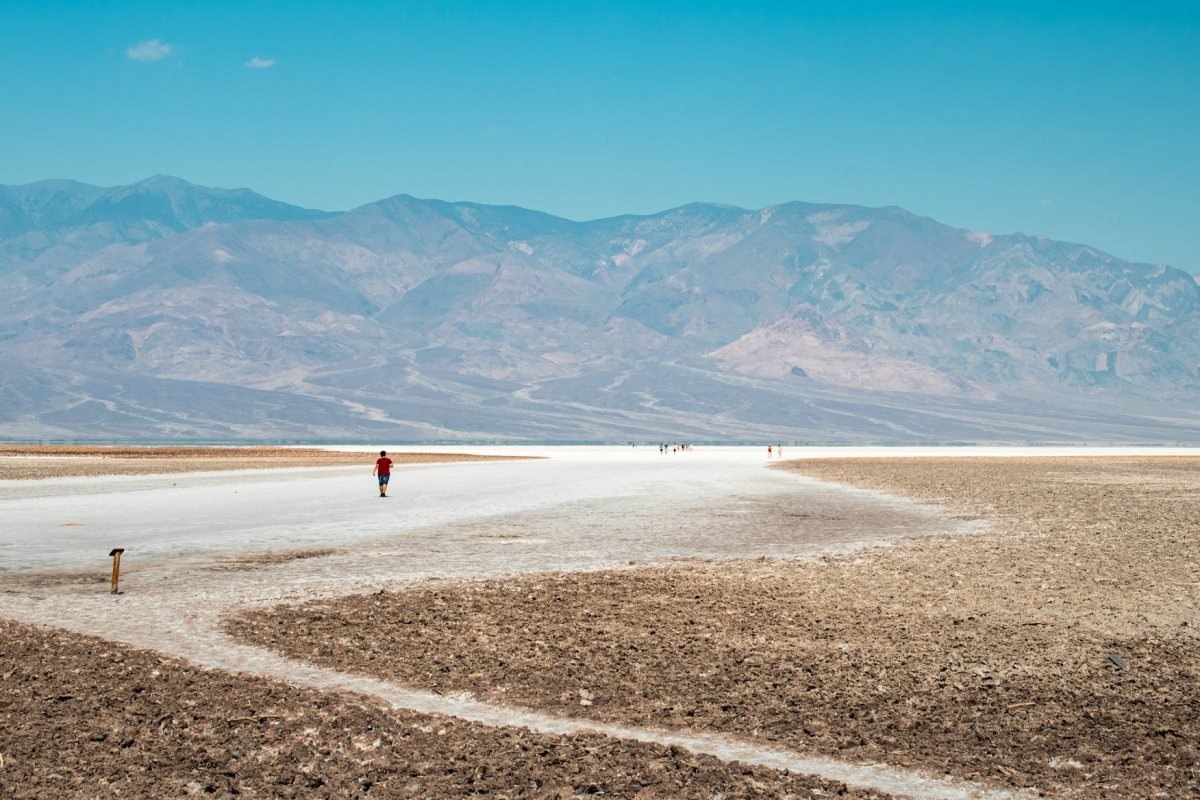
[224,456,1200,798]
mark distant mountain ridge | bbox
[0,175,328,237]
[1,176,1197,443]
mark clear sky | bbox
[2,1,1198,272]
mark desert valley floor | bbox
[1,445,1197,799]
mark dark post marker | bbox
[109,548,125,594]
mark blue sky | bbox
[2,1,1198,272]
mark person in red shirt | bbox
[373,450,393,497]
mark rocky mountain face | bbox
[1,177,1197,443]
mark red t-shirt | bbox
[376,457,393,475]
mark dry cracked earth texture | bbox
[226,456,1200,799]
[0,619,885,799]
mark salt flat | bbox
[0,445,924,572]
[6,444,1193,573]
[3,445,1197,800]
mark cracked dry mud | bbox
[0,619,884,800]
[227,457,1200,799]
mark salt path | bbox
[8,445,1171,798]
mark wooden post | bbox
[109,548,125,594]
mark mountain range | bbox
[2,175,1198,443]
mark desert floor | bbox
[0,444,525,481]
[2,447,1197,798]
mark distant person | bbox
[373,450,393,497]
[767,444,773,459]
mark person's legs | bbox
[379,475,389,496]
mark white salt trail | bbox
[6,445,1179,797]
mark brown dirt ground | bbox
[0,445,529,480]
[0,619,887,800]
[226,456,1200,799]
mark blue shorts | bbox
[378,474,390,485]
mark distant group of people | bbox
[371,441,791,498]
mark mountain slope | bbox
[1,177,1197,442]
